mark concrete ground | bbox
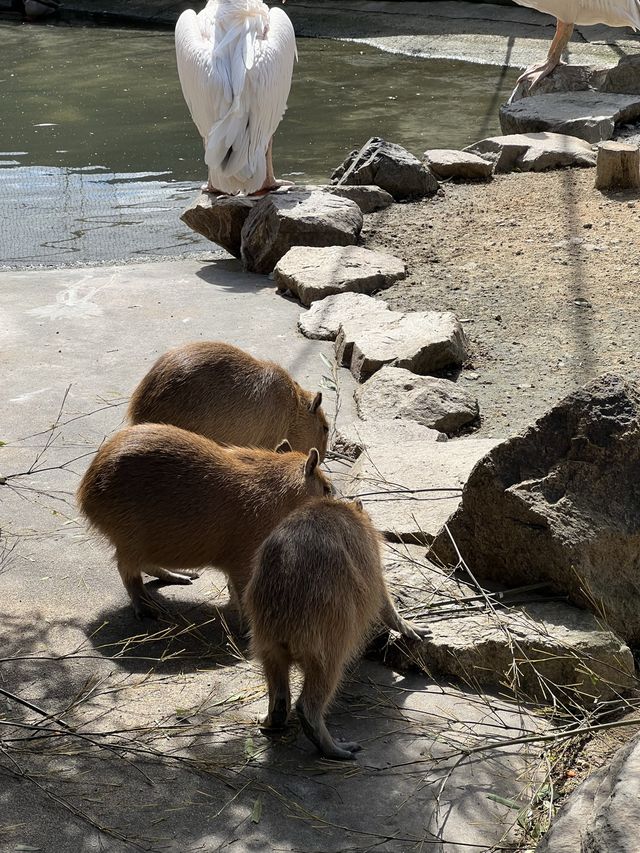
[2,0,640,69]
[0,259,547,852]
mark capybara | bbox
[128,341,330,460]
[77,423,332,620]
[244,497,428,760]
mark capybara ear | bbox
[275,439,293,454]
[352,498,364,512]
[304,448,319,477]
[309,392,322,413]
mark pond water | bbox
[0,21,518,267]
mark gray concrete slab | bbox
[0,259,547,852]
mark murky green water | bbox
[0,21,517,267]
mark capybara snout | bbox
[77,423,331,619]
[128,341,330,459]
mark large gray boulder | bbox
[240,189,362,275]
[537,734,640,852]
[499,92,640,143]
[430,374,640,645]
[331,137,439,201]
[465,132,597,173]
[508,54,640,103]
[298,292,390,341]
[180,192,257,258]
[355,366,479,434]
[274,245,406,307]
[336,309,469,382]
[323,184,395,213]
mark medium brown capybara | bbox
[77,423,332,620]
[128,341,330,459]
[244,497,428,760]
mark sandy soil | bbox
[362,168,640,438]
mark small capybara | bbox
[128,341,330,460]
[244,497,428,760]
[77,423,332,620]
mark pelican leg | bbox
[508,20,574,103]
[250,139,296,196]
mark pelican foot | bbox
[508,58,565,104]
[200,183,231,197]
[248,180,296,198]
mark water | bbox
[0,21,517,268]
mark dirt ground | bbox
[362,167,640,438]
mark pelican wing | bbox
[514,0,640,27]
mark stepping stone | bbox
[355,366,479,434]
[298,292,390,341]
[384,546,636,704]
[240,189,362,275]
[344,437,501,543]
[180,192,257,258]
[334,416,446,460]
[331,136,439,201]
[465,131,597,173]
[275,245,406,308]
[423,148,493,180]
[323,184,394,213]
[336,308,469,382]
[499,92,640,144]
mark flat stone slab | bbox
[298,292,390,340]
[240,189,363,275]
[465,131,597,173]
[384,546,636,704]
[423,148,493,180]
[355,365,479,434]
[180,192,257,258]
[331,136,439,201]
[335,416,446,460]
[499,92,640,144]
[344,437,501,543]
[336,308,469,382]
[274,245,406,308]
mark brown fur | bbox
[244,498,427,760]
[128,341,329,459]
[76,423,331,619]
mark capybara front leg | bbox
[296,659,360,760]
[381,593,430,641]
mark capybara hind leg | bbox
[381,594,430,641]
[228,580,247,634]
[296,659,359,760]
[148,566,199,586]
[260,649,292,731]
[116,552,161,620]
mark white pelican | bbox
[513,0,640,94]
[175,0,297,196]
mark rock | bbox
[334,416,446,460]
[180,192,257,258]
[344,438,500,543]
[537,734,640,852]
[430,374,640,645]
[603,54,640,95]
[323,184,395,213]
[499,92,640,144]
[423,148,493,181]
[240,189,362,275]
[355,366,479,434]
[336,309,469,382]
[465,131,597,173]
[331,137,439,201]
[274,245,406,308]
[384,546,635,704]
[298,292,390,341]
